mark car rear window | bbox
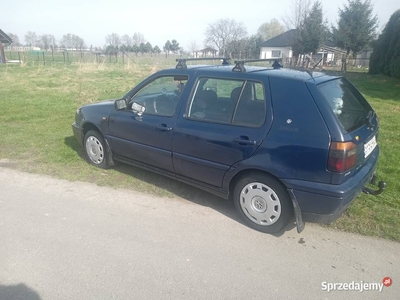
[318,78,372,132]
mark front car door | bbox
[108,75,188,173]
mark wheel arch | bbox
[229,168,304,233]
[82,123,114,167]
[82,123,101,140]
[228,168,288,200]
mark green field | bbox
[0,62,399,240]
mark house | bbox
[259,29,297,60]
[259,29,346,66]
[355,47,373,67]
[0,29,13,64]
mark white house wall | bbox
[259,47,292,59]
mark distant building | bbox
[193,47,218,58]
[9,46,41,51]
[355,47,373,68]
[0,29,13,64]
[259,29,346,65]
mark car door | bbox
[108,75,188,173]
[172,77,271,187]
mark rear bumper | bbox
[283,148,379,224]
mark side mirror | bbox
[115,99,127,111]
[131,101,146,116]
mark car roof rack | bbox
[176,57,230,69]
[232,59,283,72]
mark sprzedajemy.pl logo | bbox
[322,277,392,293]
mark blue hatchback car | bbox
[72,58,385,234]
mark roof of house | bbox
[198,47,217,52]
[0,29,13,45]
[259,29,339,50]
[259,29,297,47]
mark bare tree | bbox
[282,0,312,30]
[132,32,145,46]
[188,40,199,56]
[24,31,38,47]
[281,0,317,63]
[73,35,86,50]
[39,34,56,50]
[204,18,247,57]
[105,33,121,47]
[60,33,73,48]
[61,33,85,50]
[257,19,285,41]
[7,33,21,46]
[121,34,132,47]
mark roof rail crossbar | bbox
[175,57,230,69]
[232,59,283,72]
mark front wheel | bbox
[84,130,108,169]
[233,173,293,233]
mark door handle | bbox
[234,136,257,145]
[156,124,172,132]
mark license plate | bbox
[364,135,377,158]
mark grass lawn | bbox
[1,62,399,241]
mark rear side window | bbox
[187,78,266,127]
[318,78,372,132]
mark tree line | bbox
[9,31,86,51]
[104,33,182,57]
[6,31,176,56]
[203,0,381,72]
[5,0,399,77]
[369,9,400,78]
[222,0,397,77]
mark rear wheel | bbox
[233,173,293,233]
[84,130,108,169]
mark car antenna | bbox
[306,69,315,81]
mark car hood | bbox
[82,99,118,108]
[79,99,122,119]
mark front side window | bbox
[131,75,188,117]
[187,77,266,127]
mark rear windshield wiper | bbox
[365,110,374,129]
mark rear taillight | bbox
[328,141,357,173]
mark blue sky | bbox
[1,0,398,49]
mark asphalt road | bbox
[0,167,398,300]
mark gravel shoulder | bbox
[0,167,398,300]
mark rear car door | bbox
[172,76,271,187]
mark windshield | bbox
[318,78,372,132]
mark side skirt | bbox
[113,155,230,200]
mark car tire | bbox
[233,173,293,233]
[84,130,108,169]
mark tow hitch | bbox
[362,174,386,195]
